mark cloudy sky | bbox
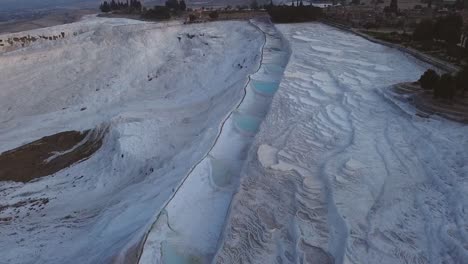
[0,0,98,11]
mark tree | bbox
[180,0,187,11]
[189,14,197,22]
[455,0,464,9]
[413,19,434,41]
[100,1,111,12]
[418,69,440,90]
[209,11,219,19]
[389,0,398,13]
[434,73,456,99]
[130,0,142,11]
[250,0,259,10]
[110,0,118,10]
[433,14,463,44]
[267,5,323,22]
[455,67,468,94]
[165,0,180,10]
[142,6,171,19]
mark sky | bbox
[0,0,278,12]
[0,0,98,11]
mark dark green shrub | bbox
[143,6,171,20]
[433,14,463,44]
[455,67,468,94]
[434,73,456,99]
[189,14,197,22]
[100,1,111,12]
[165,0,180,10]
[419,69,440,90]
[250,0,259,10]
[266,5,322,23]
[180,0,187,11]
[208,11,219,20]
[413,19,434,41]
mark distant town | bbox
[95,0,468,66]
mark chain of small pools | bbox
[136,18,291,264]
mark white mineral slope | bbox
[138,18,290,264]
[214,23,468,264]
[0,17,263,264]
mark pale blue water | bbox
[234,113,261,133]
[264,64,284,74]
[251,80,279,94]
[162,241,201,264]
[210,158,232,187]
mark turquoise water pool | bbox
[210,158,232,187]
[251,80,279,95]
[233,113,261,133]
[162,241,202,264]
[264,64,284,74]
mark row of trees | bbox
[419,68,468,99]
[165,0,187,11]
[100,0,142,13]
[99,0,188,20]
[413,14,464,44]
[266,2,323,23]
[142,6,171,19]
[140,0,187,20]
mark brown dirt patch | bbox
[0,129,106,183]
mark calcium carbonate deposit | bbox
[214,23,468,264]
[1,16,467,264]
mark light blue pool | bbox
[210,158,232,187]
[251,80,280,95]
[162,241,202,264]
[233,113,261,133]
[264,64,284,74]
